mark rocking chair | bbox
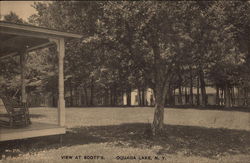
[0,95,31,128]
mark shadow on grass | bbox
[1,123,250,159]
[29,114,47,118]
[0,114,46,119]
[67,105,250,113]
[166,105,250,113]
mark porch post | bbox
[58,38,65,126]
[20,50,27,103]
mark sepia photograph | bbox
[0,1,250,162]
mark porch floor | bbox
[0,122,65,142]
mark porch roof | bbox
[0,21,82,59]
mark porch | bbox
[0,21,81,141]
[0,122,65,142]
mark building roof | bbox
[174,86,217,95]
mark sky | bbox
[0,1,38,21]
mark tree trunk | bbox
[151,40,168,136]
[221,88,224,106]
[225,83,231,108]
[20,51,27,104]
[78,89,82,106]
[185,87,188,105]
[111,86,114,106]
[173,88,176,105]
[165,86,169,106]
[113,85,117,106]
[104,89,109,106]
[82,88,86,106]
[231,87,235,106]
[152,82,167,135]
[237,87,240,106]
[244,88,248,106]
[90,77,94,106]
[199,69,207,107]
[216,86,219,106]
[197,76,200,106]
[189,68,193,105]
[84,87,89,106]
[126,87,131,106]
[120,89,124,106]
[167,83,172,105]
[178,85,182,105]
[142,88,145,106]
[138,87,141,106]
[247,89,249,107]
[110,87,113,106]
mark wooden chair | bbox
[0,95,31,128]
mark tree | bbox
[0,12,27,97]
[99,1,201,134]
[29,1,106,106]
[3,11,26,24]
[205,1,250,107]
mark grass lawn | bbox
[1,107,250,162]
